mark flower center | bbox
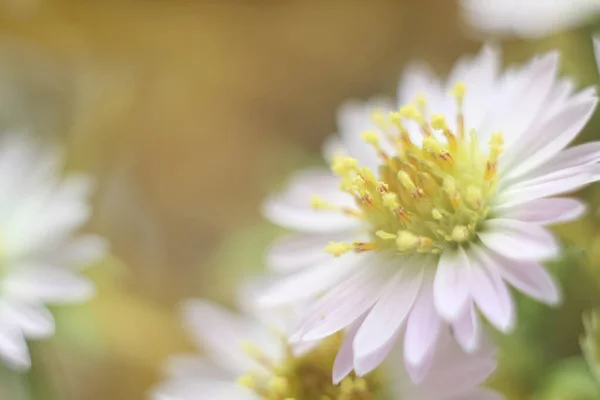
[237,334,385,399]
[316,83,504,256]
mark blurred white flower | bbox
[0,134,107,370]
[261,44,599,379]
[151,296,501,400]
[460,0,600,38]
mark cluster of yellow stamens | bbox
[237,334,384,399]
[315,82,504,257]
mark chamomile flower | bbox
[0,134,107,370]
[460,0,600,38]
[151,296,501,400]
[261,45,600,379]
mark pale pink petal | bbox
[467,246,515,332]
[354,328,402,377]
[451,301,481,353]
[503,91,597,179]
[523,141,600,180]
[404,278,442,367]
[412,355,498,400]
[487,251,560,305]
[478,219,558,261]
[352,260,424,360]
[404,344,435,384]
[497,168,595,208]
[260,253,363,306]
[479,51,558,147]
[297,260,394,342]
[332,316,365,384]
[434,247,470,320]
[497,197,586,225]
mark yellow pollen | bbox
[237,334,385,399]
[320,82,501,257]
[331,156,358,176]
[361,130,380,146]
[451,225,470,243]
[450,81,466,99]
[325,242,354,257]
[311,195,335,210]
[376,230,397,240]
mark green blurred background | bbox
[0,1,599,399]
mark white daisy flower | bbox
[460,0,600,39]
[261,44,600,379]
[0,134,107,370]
[151,296,501,400]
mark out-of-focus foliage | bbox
[0,1,599,399]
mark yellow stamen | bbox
[324,242,354,257]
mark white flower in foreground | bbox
[152,298,501,400]
[261,44,600,380]
[0,134,107,370]
[460,0,600,39]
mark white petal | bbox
[180,299,277,374]
[352,261,423,360]
[297,260,394,342]
[354,327,401,377]
[452,301,481,353]
[164,356,231,381]
[265,232,352,273]
[322,135,347,163]
[404,278,441,367]
[260,254,361,306]
[503,93,598,180]
[336,98,394,170]
[52,234,109,268]
[498,168,595,208]
[4,174,93,259]
[478,219,558,261]
[262,169,359,233]
[434,247,470,320]
[447,45,501,132]
[524,141,600,180]
[460,0,600,38]
[152,380,258,400]
[2,299,55,339]
[0,317,30,371]
[487,251,560,305]
[467,246,515,332]
[3,265,95,304]
[404,345,435,385]
[332,316,364,384]
[479,52,559,147]
[497,197,586,225]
